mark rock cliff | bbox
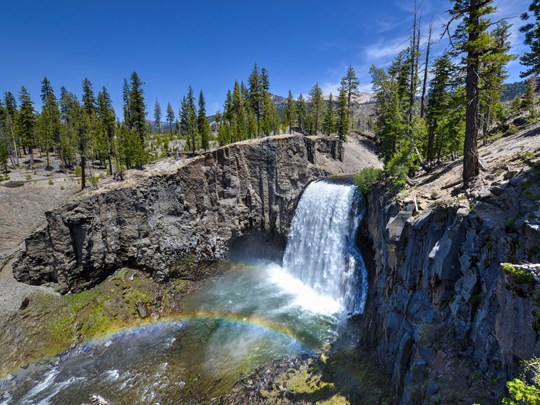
[13,135,349,292]
[358,131,540,403]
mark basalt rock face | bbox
[360,178,540,404]
[13,136,344,292]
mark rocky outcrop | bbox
[358,168,540,404]
[13,135,348,292]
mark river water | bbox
[0,180,367,405]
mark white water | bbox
[0,180,369,405]
[282,180,367,315]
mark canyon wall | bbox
[359,170,540,404]
[13,135,347,292]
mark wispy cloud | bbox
[364,35,410,60]
[321,82,340,97]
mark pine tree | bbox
[479,21,515,142]
[64,93,91,188]
[520,0,540,78]
[180,86,198,153]
[240,81,249,102]
[523,74,538,118]
[3,92,19,165]
[58,88,77,168]
[5,96,18,165]
[198,90,211,150]
[232,81,248,140]
[247,109,257,139]
[166,102,175,135]
[309,83,324,135]
[82,78,96,116]
[0,136,7,172]
[370,64,406,165]
[97,87,116,174]
[426,54,455,163]
[323,93,336,135]
[81,78,100,184]
[284,90,296,133]
[336,89,349,140]
[122,79,130,125]
[248,64,264,135]
[17,86,36,166]
[128,72,146,143]
[221,90,230,124]
[296,94,307,133]
[154,99,162,132]
[0,101,8,171]
[261,68,270,93]
[37,77,61,168]
[259,70,273,136]
[261,92,275,136]
[447,0,497,186]
[340,65,360,126]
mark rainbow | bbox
[82,309,318,353]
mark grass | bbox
[259,349,392,404]
[0,268,194,379]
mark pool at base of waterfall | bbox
[1,262,342,404]
[0,180,367,405]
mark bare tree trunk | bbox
[11,129,20,167]
[420,23,433,119]
[29,146,34,167]
[81,154,86,190]
[463,0,481,187]
[408,4,418,129]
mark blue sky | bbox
[0,0,531,116]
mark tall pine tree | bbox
[447,0,497,185]
[284,90,296,133]
[520,0,540,77]
[154,99,162,133]
[309,83,324,135]
[323,94,336,135]
[166,102,175,135]
[17,86,36,166]
[198,90,211,150]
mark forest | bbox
[0,0,540,193]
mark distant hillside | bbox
[501,81,526,101]
[152,92,376,128]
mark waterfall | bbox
[282,180,368,315]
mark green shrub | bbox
[74,166,82,177]
[354,167,383,195]
[89,175,100,187]
[508,123,519,134]
[25,174,32,181]
[502,263,536,286]
[503,358,540,405]
[48,179,54,185]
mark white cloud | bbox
[364,35,410,60]
[321,82,340,97]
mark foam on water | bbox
[282,180,367,314]
[266,263,341,315]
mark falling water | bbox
[282,180,368,314]
[0,180,369,404]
